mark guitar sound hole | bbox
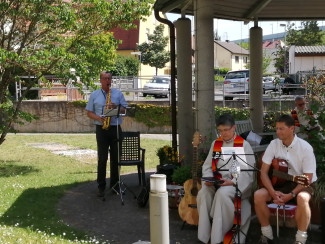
[191,188,198,196]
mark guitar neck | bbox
[272,169,294,182]
[192,146,198,185]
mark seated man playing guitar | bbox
[254,114,317,244]
[197,114,255,244]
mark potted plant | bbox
[171,165,192,185]
[170,145,207,186]
[156,145,180,183]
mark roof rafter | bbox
[161,0,189,14]
[243,0,273,19]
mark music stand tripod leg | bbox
[108,107,137,205]
[227,180,247,244]
[108,121,126,205]
[114,170,137,199]
[110,165,126,205]
[120,178,137,199]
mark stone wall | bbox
[13,101,172,133]
[13,100,294,133]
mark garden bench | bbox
[235,119,276,153]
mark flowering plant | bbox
[303,74,325,206]
[156,145,179,166]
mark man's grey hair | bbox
[294,96,305,102]
[100,71,112,79]
[216,113,235,127]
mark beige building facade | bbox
[112,7,170,86]
[214,41,249,71]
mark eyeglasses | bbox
[217,127,233,134]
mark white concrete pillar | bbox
[194,0,216,145]
[249,26,264,132]
[175,18,193,165]
[149,174,169,244]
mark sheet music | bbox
[101,104,120,117]
[221,147,247,165]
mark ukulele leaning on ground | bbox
[178,131,202,226]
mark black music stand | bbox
[215,152,259,244]
[102,105,137,205]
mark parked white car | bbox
[142,76,172,98]
[223,70,249,100]
[262,76,277,93]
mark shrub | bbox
[214,107,250,121]
[214,75,224,81]
[156,145,179,166]
[304,74,325,173]
[130,103,171,128]
[171,165,192,184]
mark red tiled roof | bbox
[262,40,281,49]
[111,20,140,50]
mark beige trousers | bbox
[197,184,251,244]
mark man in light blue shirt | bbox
[86,71,127,197]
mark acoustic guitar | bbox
[259,157,309,187]
[178,131,202,226]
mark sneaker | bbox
[258,235,274,244]
[97,188,105,197]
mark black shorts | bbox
[274,181,315,197]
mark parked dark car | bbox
[277,77,303,95]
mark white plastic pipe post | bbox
[149,174,170,244]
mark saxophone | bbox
[102,88,111,130]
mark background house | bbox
[111,10,170,81]
[214,40,249,71]
[262,40,284,74]
[289,45,325,74]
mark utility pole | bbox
[280,24,287,74]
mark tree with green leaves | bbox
[111,55,140,76]
[245,54,271,74]
[238,42,249,50]
[286,21,324,46]
[274,21,324,74]
[137,24,170,75]
[0,0,152,145]
[241,42,271,74]
[273,45,288,74]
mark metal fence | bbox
[15,75,308,105]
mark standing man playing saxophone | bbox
[86,71,127,197]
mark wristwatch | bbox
[290,191,296,198]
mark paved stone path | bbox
[56,172,322,244]
[29,136,322,244]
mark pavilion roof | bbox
[154,0,325,22]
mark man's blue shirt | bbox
[85,88,127,126]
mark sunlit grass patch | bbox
[0,134,168,243]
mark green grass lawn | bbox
[0,134,168,243]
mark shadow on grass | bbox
[0,161,40,177]
[0,182,93,242]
